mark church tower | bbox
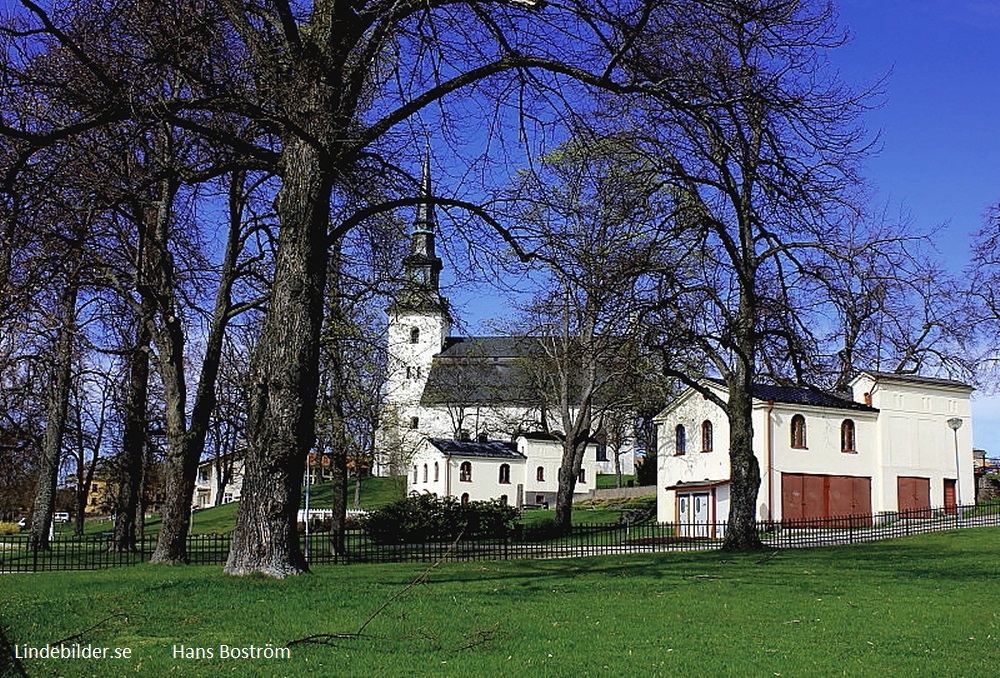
[381,156,452,471]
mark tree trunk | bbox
[28,277,79,550]
[225,139,331,577]
[722,377,763,550]
[111,306,150,552]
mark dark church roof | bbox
[427,438,526,459]
[420,336,545,407]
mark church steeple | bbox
[390,154,449,315]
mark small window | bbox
[675,424,687,455]
[412,465,418,482]
[460,461,472,482]
[422,464,428,483]
[578,469,586,484]
[433,461,439,482]
[499,463,511,484]
[410,416,419,429]
[410,327,420,343]
[701,420,713,453]
[536,466,545,482]
[791,414,807,449]
[535,494,545,505]
[596,442,608,462]
[841,419,856,453]
[460,493,469,506]
[499,494,508,506]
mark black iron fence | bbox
[3,501,999,573]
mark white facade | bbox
[656,372,974,526]
[407,435,600,506]
[194,456,245,509]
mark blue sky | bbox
[832,1,1000,450]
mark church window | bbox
[791,415,807,449]
[577,469,586,484]
[461,493,470,505]
[675,424,687,455]
[406,366,412,379]
[412,465,418,482]
[410,416,419,429]
[536,466,545,482]
[841,419,856,453]
[433,462,439,482]
[410,327,420,343]
[422,464,428,483]
[701,420,713,453]
[460,461,472,482]
[499,464,511,484]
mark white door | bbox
[678,491,711,537]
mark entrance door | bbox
[943,478,957,515]
[678,491,712,537]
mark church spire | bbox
[390,153,449,316]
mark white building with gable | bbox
[656,372,974,530]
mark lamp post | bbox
[947,417,963,510]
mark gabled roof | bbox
[853,370,973,392]
[672,378,877,414]
[427,438,526,460]
[746,383,876,412]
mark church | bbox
[375,159,636,489]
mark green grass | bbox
[595,473,636,489]
[72,476,409,537]
[5,527,999,677]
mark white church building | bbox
[656,372,975,529]
[376,159,635,491]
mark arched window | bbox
[433,462,439,482]
[841,419,856,453]
[422,464,428,483]
[536,466,545,482]
[460,493,470,506]
[499,463,511,484]
[410,327,420,343]
[791,414,807,449]
[701,420,713,453]
[412,465,418,482]
[577,469,586,484]
[675,424,687,455]
[459,461,472,482]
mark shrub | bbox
[362,494,519,545]
[0,522,21,535]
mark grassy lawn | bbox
[4,527,999,677]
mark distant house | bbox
[407,433,600,507]
[194,453,245,509]
[656,371,974,530]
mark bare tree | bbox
[621,0,874,549]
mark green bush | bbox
[361,494,519,545]
[0,522,21,535]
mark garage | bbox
[781,473,872,525]
[897,476,931,516]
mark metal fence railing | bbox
[3,500,999,573]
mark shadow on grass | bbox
[0,624,28,678]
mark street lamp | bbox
[947,417,963,510]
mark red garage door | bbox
[782,473,872,526]
[897,476,931,517]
